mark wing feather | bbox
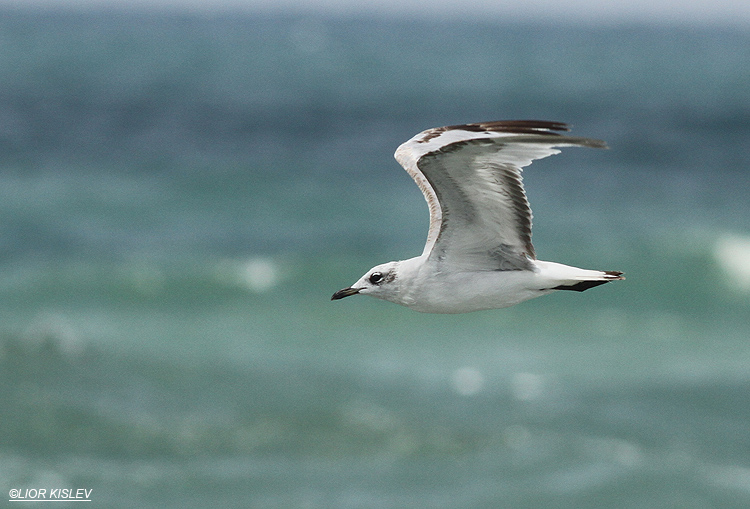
[394,121,607,270]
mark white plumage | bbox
[332,120,623,313]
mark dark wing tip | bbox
[604,270,625,280]
[552,280,611,292]
[552,271,624,292]
[445,120,570,136]
[416,120,574,144]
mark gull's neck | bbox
[385,256,426,308]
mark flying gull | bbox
[332,120,623,313]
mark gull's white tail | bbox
[535,261,625,292]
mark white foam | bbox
[451,367,484,396]
[241,258,279,292]
[217,257,280,293]
[714,233,750,292]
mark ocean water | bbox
[1,9,750,508]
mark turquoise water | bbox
[1,10,750,508]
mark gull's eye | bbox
[368,272,384,285]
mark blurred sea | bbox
[1,9,750,508]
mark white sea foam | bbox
[451,367,484,396]
[216,257,280,293]
[714,233,750,293]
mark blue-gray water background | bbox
[1,9,750,508]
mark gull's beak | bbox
[331,287,362,300]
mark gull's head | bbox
[331,261,402,303]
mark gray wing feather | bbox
[396,121,606,271]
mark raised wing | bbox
[394,120,607,271]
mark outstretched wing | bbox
[394,120,607,271]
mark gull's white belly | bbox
[400,269,551,314]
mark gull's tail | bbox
[535,261,624,292]
[552,270,624,292]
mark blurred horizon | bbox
[2,0,750,26]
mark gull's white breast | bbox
[397,259,552,314]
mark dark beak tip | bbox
[331,287,360,300]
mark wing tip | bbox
[604,270,625,280]
[476,119,570,131]
[552,271,624,292]
[416,120,610,147]
[416,120,569,144]
[445,119,570,136]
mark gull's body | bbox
[332,120,623,313]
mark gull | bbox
[331,120,623,313]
